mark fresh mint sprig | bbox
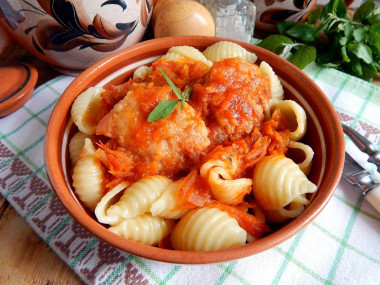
[257,0,380,81]
[147,68,193,122]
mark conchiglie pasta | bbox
[71,87,105,135]
[267,100,307,141]
[207,167,252,205]
[133,65,152,81]
[287,141,314,176]
[108,213,174,246]
[150,178,191,219]
[106,175,173,219]
[252,155,317,211]
[72,138,106,211]
[202,41,257,63]
[162,46,212,68]
[264,194,309,224]
[95,182,128,226]
[69,131,92,168]
[259,61,284,101]
[171,207,247,251]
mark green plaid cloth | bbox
[0,65,379,285]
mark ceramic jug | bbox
[0,0,154,75]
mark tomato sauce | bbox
[95,57,287,186]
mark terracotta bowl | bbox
[45,36,345,264]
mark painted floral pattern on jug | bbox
[0,0,153,74]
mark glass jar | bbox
[200,0,256,43]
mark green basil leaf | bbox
[370,13,380,25]
[147,100,179,122]
[257,35,293,54]
[285,23,317,42]
[277,21,297,34]
[353,0,375,22]
[321,0,347,21]
[347,43,373,63]
[341,46,350,62]
[182,87,193,101]
[350,56,363,76]
[353,27,367,41]
[339,36,348,46]
[320,62,341,67]
[369,30,380,53]
[308,8,321,25]
[361,62,378,80]
[157,68,181,99]
[370,23,380,33]
[288,45,316,69]
[344,23,354,39]
[374,61,380,71]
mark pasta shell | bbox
[109,213,174,246]
[252,155,317,211]
[202,41,257,63]
[171,207,247,251]
[69,131,92,168]
[72,138,106,211]
[259,61,284,101]
[106,175,173,219]
[133,66,152,81]
[287,141,314,176]
[264,194,308,223]
[150,178,191,219]
[162,46,213,67]
[267,100,307,141]
[208,167,252,205]
[71,87,105,135]
[95,182,129,226]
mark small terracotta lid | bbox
[0,63,38,117]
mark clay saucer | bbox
[0,63,38,117]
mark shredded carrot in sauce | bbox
[175,171,269,238]
[88,56,294,241]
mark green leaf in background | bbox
[307,8,321,25]
[257,35,293,53]
[348,42,373,63]
[147,100,179,122]
[277,22,297,34]
[341,46,350,62]
[288,45,317,69]
[344,23,354,39]
[256,0,379,81]
[369,29,380,53]
[353,0,374,22]
[339,36,348,45]
[321,0,347,22]
[361,62,378,80]
[370,7,380,24]
[349,56,363,76]
[285,23,317,42]
[353,27,367,41]
[374,61,380,71]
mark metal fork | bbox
[342,124,380,214]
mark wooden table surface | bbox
[0,42,379,284]
[0,44,84,285]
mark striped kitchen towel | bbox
[0,65,379,285]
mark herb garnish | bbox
[147,68,193,122]
[257,0,380,81]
